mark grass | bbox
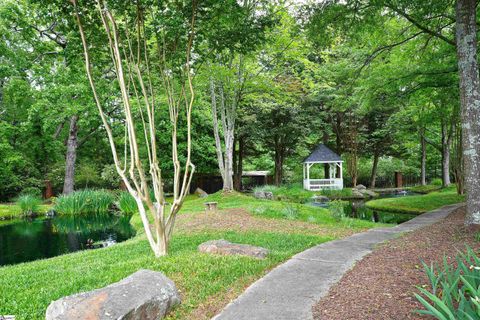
[408,184,443,194]
[15,194,42,215]
[0,203,50,220]
[254,184,355,204]
[0,191,383,319]
[365,186,465,214]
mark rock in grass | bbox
[46,269,180,320]
[198,239,269,259]
[194,187,208,198]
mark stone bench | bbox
[204,202,218,214]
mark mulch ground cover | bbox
[313,206,478,320]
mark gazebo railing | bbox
[304,178,343,190]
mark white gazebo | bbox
[303,144,343,190]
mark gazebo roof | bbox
[304,144,342,163]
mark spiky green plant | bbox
[116,192,138,215]
[415,246,480,319]
[16,194,42,215]
[54,190,114,215]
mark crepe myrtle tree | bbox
[72,0,197,256]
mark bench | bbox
[204,202,218,214]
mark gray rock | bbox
[46,269,181,320]
[355,184,366,190]
[194,187,208,198]
[312,195,330,203]
[254,191,266,199]
[199,239,269,259]
[264,191,274,200]
[362,189,377,197]
[352,190,365,198]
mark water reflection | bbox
[0,213,135,266]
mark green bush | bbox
[19,187,42,198]
[431,178,443,186]
[54,189,114,215]
[415,247,480,319]
[328,200,347,221]
[16,194,42,215]
[116,192,138,215]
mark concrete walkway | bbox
[212,203,464,320]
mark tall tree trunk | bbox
[441,120,452,186]
[233,136,244,191]
[456,0,480,226]
[63,115,79,195]
[370,152,379,188]
[420,129,427,186]
[274,139,284,186]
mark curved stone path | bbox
[212,203,464,320]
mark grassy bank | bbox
[255,184,356,203]
[0,204,50,220]
[365,186,464,214]
[0,192,382,320]
[407,184,442,194]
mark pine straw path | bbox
[313,206,477,320]
[176,208,360,238]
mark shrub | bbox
[19,187,42,198]
[415,247,480,319]
[54,189,114,215]
[116,192,138,215]
[431,178,443,186]
[282,203,300,220]
[16,194,42,215]
[328,200,347,221]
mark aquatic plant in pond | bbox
[116,192,138,215]
[16,194,42,215]
[54,189,114,215]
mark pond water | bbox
[0,213,135,266]
[312,191,419,224]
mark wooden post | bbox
[44,180,54,199]
[395,171,403,188]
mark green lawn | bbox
[408,184,443,194]
[365,186,465,214]
[0,192,382,320]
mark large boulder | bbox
[46,269,181,320]
[352,189,365,198]
[198,239,269,259]
[194,187,208,198]
[355,184,367,190]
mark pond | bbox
[0,213,136,266]
[312,191,419,224]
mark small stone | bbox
[198,239,269,259]
[312,195,330,203]
[46,269,181,320]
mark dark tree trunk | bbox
[420,129,427,186]
[370,152,380,188]
[63,115,79,195]
[274,139,284,186]
[456,0,480,225]
[233,136,245,191]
